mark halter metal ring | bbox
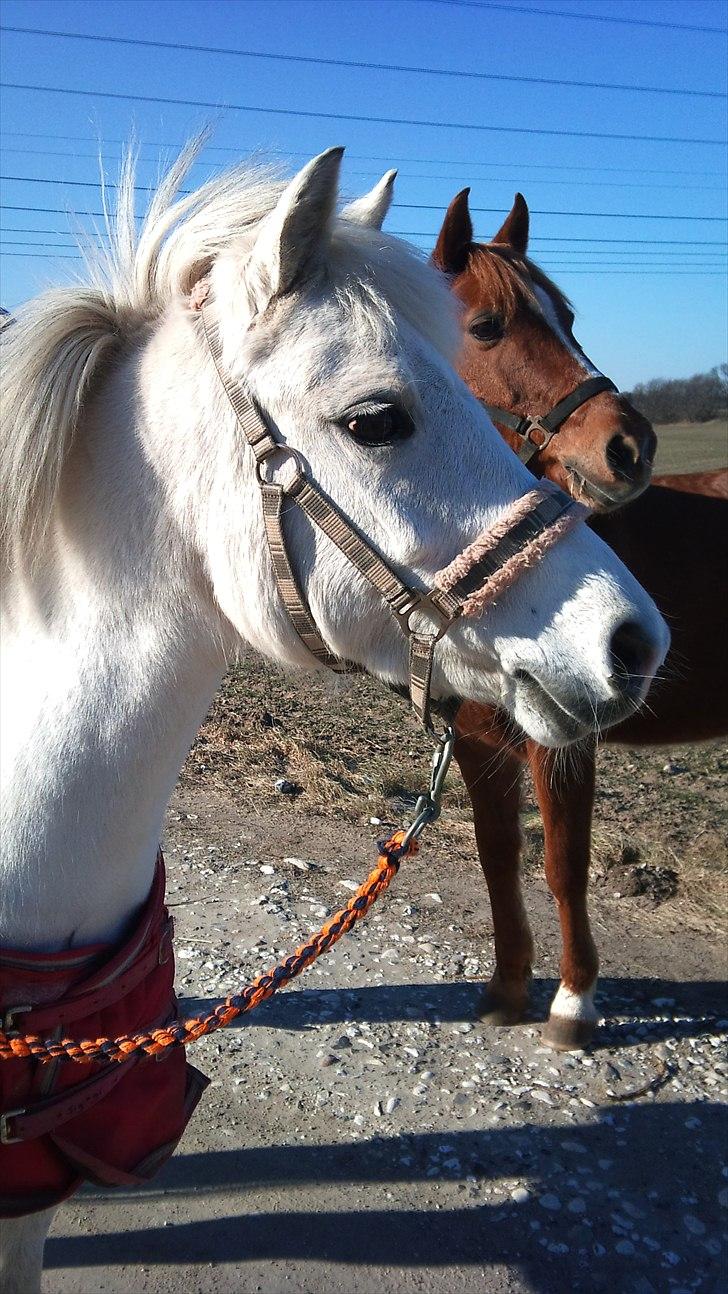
[392,590,457,641]
[256,445,307,491]
[523,417,555,451]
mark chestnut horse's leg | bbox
[528,740,600,1050]
[454,703,533,1024]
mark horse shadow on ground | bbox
[179,974,726,1047]
[48,1100,726,1293]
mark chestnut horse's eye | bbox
[469,314,505,344]
[342,404,415,446]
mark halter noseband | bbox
[196,293,586,735]
[481,375,618,464]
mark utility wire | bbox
[1,248,723,274]
[2,131,723,181]
[1,24,723,99]
[1,81,724,147]
[3,175,726,223]
[3,231,723,258]
[428,0,728,35]
[1,146,725,193]
[2,203,725,246]
[2,239,723,266]
[396,200,727,223]
[0,233,724,261]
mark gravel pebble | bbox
[539,1194,562,1212]
[567,1197,587,1214]
[682,1213,706,1236]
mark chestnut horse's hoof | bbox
[543,1013,597,1052]
[476,978,530,1026]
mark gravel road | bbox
[44,777,726,1294]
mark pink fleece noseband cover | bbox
[434,486,588,620]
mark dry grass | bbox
[183,422,727,921]
[187,656,727,919]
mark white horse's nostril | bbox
[608,619,659,698]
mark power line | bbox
[2,131,723,181]
[397,201,727,223]
[428,0,728,35]
[0,242,710,268]
[0,239,80,248]
[1,145,725,193]
[1,235,724,268]
[552,270,726,275]
[1,248,723,274]
[1,232,724,260]
[3,175,726,223]
[0,250,81,259]
[1,81,724,147]
[0,226,71,234]
[0,241,715,265]
[2,203,726,246]
[2,23,723,100]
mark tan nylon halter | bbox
[196,293,585,734]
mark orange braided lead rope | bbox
[0,832,416,1067]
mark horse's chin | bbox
[563,465,650,513]
[510,672,595,748]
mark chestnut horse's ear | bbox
[491,193,529,256]
[432,188,473,275]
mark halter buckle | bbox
[517,417,555,462]
[0,1108,25,1144]
[1,1004,31,1034]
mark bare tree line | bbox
[626,364,728,425]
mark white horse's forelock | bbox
[0,135,456,567]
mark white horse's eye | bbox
[343,405,415,446]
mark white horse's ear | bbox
[341,170,397,229]
[245,147,344,310]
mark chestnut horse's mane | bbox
[468,241,574,327]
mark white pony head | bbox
[1,143,668,748]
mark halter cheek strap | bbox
[482,375,619,463]
[194,291,585,734]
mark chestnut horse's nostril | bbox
[608,620,657,698]
[605,433,642,483]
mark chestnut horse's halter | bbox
[197,294,586,738]
[480,375,618,464]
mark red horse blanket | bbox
[0,858,208,1217]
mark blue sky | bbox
[0,0,725,387]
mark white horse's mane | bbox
[0,135,457,565]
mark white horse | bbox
[0,141,668,1289]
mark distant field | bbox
[653,418,727,475]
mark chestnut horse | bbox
[433,189,728,1049]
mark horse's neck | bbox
[0,348,229,952]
